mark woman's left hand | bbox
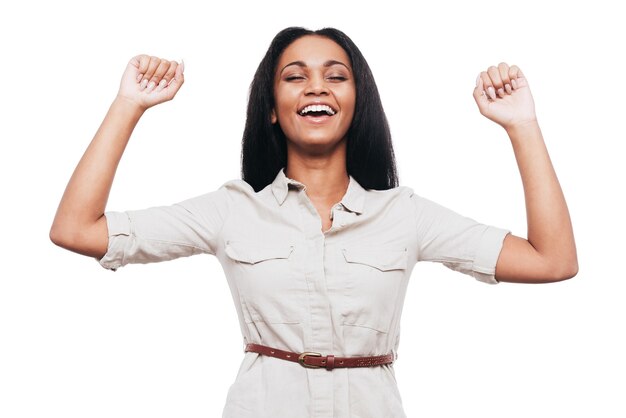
[473,63,537,131]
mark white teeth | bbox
[299,104,336,116]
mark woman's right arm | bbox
[49,55,185,258]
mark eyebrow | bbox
[279,60,351,75]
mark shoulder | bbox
[360,185,418,213]
[215,178,278,208]
[364,184,414,195]
[366,184,417,201]
[174,178,252,208]
[219,178,254,192]
[382,185,442,214]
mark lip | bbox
[296,101,338,115]
[297,113,333,124]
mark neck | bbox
[285,153,349,206]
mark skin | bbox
[271,35,356,234]
[473,65,578,283]
[49,55,184,258]
[50,39,577,284]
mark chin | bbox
[289,136,346,156]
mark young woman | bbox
[50,27,577,418]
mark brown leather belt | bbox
[244,343,395,371]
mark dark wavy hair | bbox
[241,27,399,192]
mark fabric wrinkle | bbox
[97,167,510,417]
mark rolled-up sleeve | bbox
[409,190,510,284]
[97,186,231,271]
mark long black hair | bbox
[241,27,399,192]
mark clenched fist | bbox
[473,63,537,131]
[117,54,185,111]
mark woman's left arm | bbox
[474,63,578,283]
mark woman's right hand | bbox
[117,54,185,111]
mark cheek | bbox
[337,87,356,113]
[274,86,298,110]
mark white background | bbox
[1,0,624,417]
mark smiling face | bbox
[272,35,356,153]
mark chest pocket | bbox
[225,240,294,264]
[342,247,407,271]
[225,240,302,324]
[339,247,408,334]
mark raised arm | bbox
[49,55,185,258]
[473,63,578,283]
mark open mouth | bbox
[298,104,337,117]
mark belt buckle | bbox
[298,351,322,369]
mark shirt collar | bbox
[270,167,365,215]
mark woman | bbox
[50,27,577,418]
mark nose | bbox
[305,74,329,96]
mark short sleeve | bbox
[97,185,231,271]
[409,189,510,284]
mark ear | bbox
[271,108,277,124]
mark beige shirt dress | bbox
[98,167,509,418]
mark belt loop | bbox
[325,354,335,371]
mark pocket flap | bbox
[225,240,294,264]
[342,247,407,271]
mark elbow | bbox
[49,223,73,250]
[562,259,579,280]
[49,223,63,246]
[545,257,579,283]
[553,265,578,282]
[49,221,84,252]
[558,248,579,281]
[49,219,108,259]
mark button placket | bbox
[296,189,335,417]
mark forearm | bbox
[50,96,144,244]
[506,121,578,276]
